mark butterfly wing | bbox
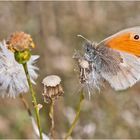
[99,27,140,56]
[96,27,140,91]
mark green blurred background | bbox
[0,1,140,139]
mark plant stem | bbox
[49,99,55,138]
[19,94,32,116]
[22,63,43,140]
[65,92,84,140]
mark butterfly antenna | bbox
[77,34,91,43]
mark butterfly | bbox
[74,27,140,94]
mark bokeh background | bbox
[0,1,140,139]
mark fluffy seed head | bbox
[0,41,39,98]
[73,50,103,97]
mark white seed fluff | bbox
[0,41,39,98]
[42,75,61,87]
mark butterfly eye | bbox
[134,34,139,40]
[86,47,90,52]
[84,42,92,53]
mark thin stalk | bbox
[19,94,32,116]
[49,99,55,138]
[22,63,43,140]
[64,92,84,140]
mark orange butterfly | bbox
[74,27,140,93]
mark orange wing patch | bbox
[105,32,140,57]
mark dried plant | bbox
[42,75,64,138]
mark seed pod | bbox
[42,75,64,103]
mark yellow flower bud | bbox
[14,49,31,64]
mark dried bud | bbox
[78,59,89,69]
[78,59,92,84]
[42,75,64,103]
[6,31,35,52]
[73,52,92,84]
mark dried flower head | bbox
[77,58,91,84]
[6,31,35,52]
[73,51,91,84]
[73,51,103,97]
[42,75,64,103]
[0,41,39,98]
